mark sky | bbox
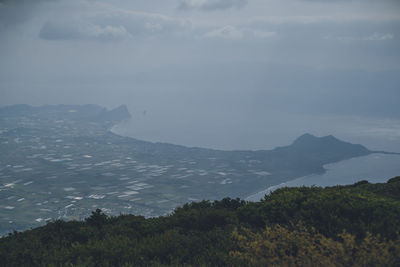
[1,0,400,150]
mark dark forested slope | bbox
[1,177,400,266]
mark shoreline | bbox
[246,153,400,201]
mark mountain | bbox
[0,104,378,235]
[1,177,399,266]
[290,133,369,155]
[95,105,131,123]
[265,133,370,172]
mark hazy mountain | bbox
[95,104,131,123]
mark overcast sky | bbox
[1,0,399,149]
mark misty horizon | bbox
[1,0,399,154]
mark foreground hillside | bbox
[1,177,400,266]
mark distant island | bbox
[0,104,390,235]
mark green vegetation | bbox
[1,177,400,266]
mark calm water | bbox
[246,153,400,201]
[112,112,400,200]
[113,111,400,152]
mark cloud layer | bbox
[178,0,247,11]
[39,21,131,41]
[37,3,191,41]
[203,25,276,40]
[325,32,394,41]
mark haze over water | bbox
[112,109,400,195]
[113,109,400,153]
[247,153,400,201]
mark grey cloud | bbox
[178,0,247,11]
[93,9,191,37]
[0,0,40,26]
[324,32,394,41]
[0,0,60,30]
[203,25,276,40]
[300,0,343,1]
[300,0,398,2]
[203,25,243,39]
[38,5,191,41]
[39,21,131,41]
[0,0,54,3]
[246,14,400,26]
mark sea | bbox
[112,111,400,200]
[246,153,400,201]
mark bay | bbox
[246,153,400,201]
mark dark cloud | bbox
[178,0,247,11]
[38,7,191,41]
[0,0,56,27]
[39,21,131,41]
[31,1,193,42]
[0,0,54,3]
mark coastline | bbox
[246,153,400,201]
